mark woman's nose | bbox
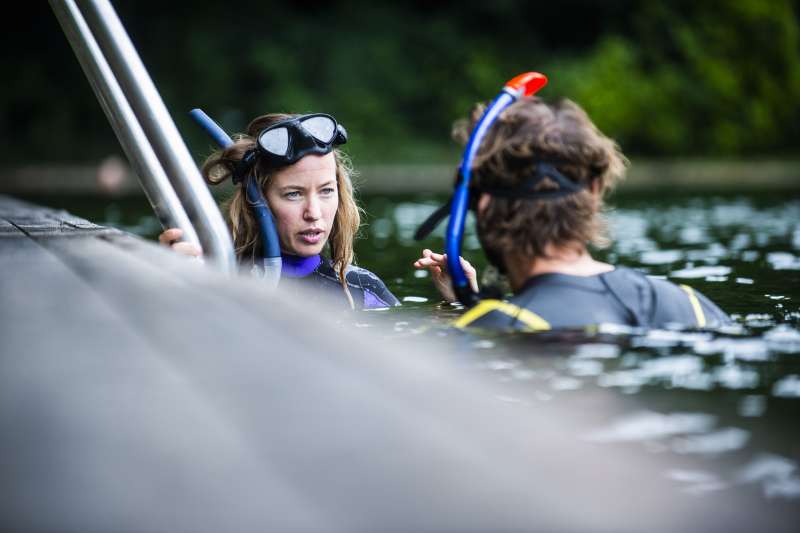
[304,195,322,220]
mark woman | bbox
[414,97,730,331]
[161,112,399,310]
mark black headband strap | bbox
[478,162,585,199]
[230,114,347,185]
[413,163,586,241]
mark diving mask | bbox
[233,113,348,183]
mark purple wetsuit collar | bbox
[281,253,322,278]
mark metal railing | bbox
[49,0,236,275]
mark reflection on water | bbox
[356,190,800,503]
[585,411,718,443]
[42,188,800,505]
[435,327,800,502]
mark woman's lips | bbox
[298,229,324,245]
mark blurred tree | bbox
[1,0,797,164]
[552,0,800,155]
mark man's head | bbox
[456,97,627,264]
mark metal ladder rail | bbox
[50,0,236,274]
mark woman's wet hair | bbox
[453,97,627,262]
[203,113,361,308]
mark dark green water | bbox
[29,189,800,326]
[25,188,800,502]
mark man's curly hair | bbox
[453,97,627,261]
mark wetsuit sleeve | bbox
[362,278,400,309]
[641,278,731,329]
[673,284,731,328]
[346,267,400,309]
[691,288,733,327]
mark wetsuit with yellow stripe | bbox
[453,266,730,332]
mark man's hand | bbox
[413,249,478,303]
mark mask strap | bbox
[413,161,580,241]
[232,149,257,185]
[478,163,585,199]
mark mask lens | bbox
[259,127,289,155]
[301,116,336,143]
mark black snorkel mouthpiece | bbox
[413,197,452,241]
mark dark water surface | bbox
[364,188,800,505]
[26,187,800,505]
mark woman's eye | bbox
[321,187,336,196]
[284,191,301,199]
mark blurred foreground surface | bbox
[2,190,800,530]
[367,187,800,506]
[29,186,800,507]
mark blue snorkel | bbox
[189,108,282,287]
[445,72,548,307]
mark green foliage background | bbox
[3,0,798,164]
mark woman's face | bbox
[265,152,338,257]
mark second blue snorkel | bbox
[445,72,548,307]
[189,108,282,287]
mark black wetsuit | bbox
[278,254,399,310]
[454,266,730,331]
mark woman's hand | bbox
[413,248,479,303]
[158,228,203,258]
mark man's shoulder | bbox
[451,266,731,331]
[452,299,551,332]
[649,277,731,328]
